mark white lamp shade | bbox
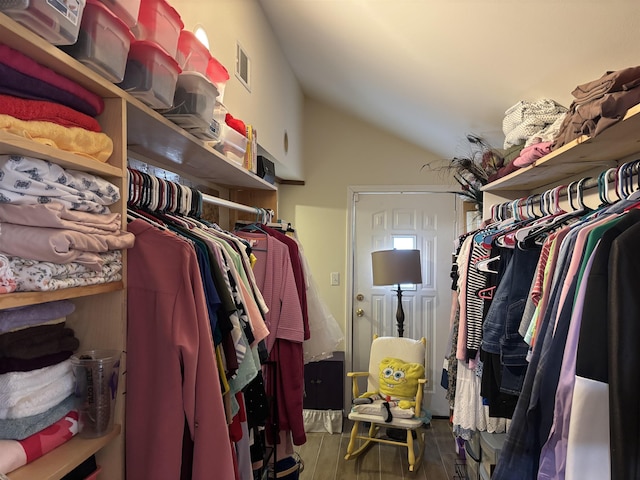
[371,249,422,286]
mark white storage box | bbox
[62,0,134,83]
[163,71,219,133]
[0,0,86,45]
[118,39,181,109]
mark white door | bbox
[348,188,456,417]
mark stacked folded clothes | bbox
[0,155,119,214]
[0,43,112,163]
[8,251,124,292]
[491,99,568,179]
[0,156,134,292]
[0,410,79,474]
[502,99,568,149]
[0,301,80,474]
[553,65,640,150]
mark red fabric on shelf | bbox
[225,113,246,136]
[0,94,102,132]
[0,44,104,116]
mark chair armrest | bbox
[414,378,428,417]
[346,372,369,399]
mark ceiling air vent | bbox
[236,42,251,92]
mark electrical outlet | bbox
[330,272,340,286]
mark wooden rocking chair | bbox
[344,335,428,472]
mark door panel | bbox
[351,190,455,416]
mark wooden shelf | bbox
[126,100,277,191]
[0,132,123,178]
[0,13,276,193]
[0,282,124,310]
[482,102,640,192]
[7,425,121,480]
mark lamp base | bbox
[395,285,405,337]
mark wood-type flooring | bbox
[291,418,462,480]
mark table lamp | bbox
[371,249,423,337]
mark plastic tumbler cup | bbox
[71,350,121,438]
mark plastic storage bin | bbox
[96,0,139,28]
[134,0,182,58]
[464,439,480,480]
[206,56,229,102]
[176,29,211,75]
[118,39,181,109]
[216,123,248,163]
[163,71,219,136]
[209,103,247,160]
[0,0,86,45]
[62,0,134,83]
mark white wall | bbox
[278,98,450,346]
[172,0,304,180]
[169,0,456,346]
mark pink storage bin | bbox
[176,29,211,75]
[118,39,181,109]
[135,0,183,58]
[62,0,134,83]
[206,56,230,103]
[96,0,140,29]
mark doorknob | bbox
[356,293,364,301]
[356,308,365,317]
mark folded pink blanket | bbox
[0,223,135,271]
[0,94,101,132]
[0,203,121,234]
[0,43,103,116]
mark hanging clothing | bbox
[485,202,640,480]
[126,219,235,480]
[234,230,306,446]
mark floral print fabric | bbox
[0,155,119,214]
[8,251,122,292]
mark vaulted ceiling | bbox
[258,0,640,160]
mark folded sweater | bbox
[0,94,101,132]
[0,61,100,118]
[0,300,75,334]
[0,43,104,116]
[0,114,113,163]
[0,203,121,234]
[0,327,79,360]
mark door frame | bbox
[345,185,461,409]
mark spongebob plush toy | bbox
[353,357,425,422]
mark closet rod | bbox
[201,193,262,215]
[536,161,639,200]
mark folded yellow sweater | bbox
[0,114,113,163]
